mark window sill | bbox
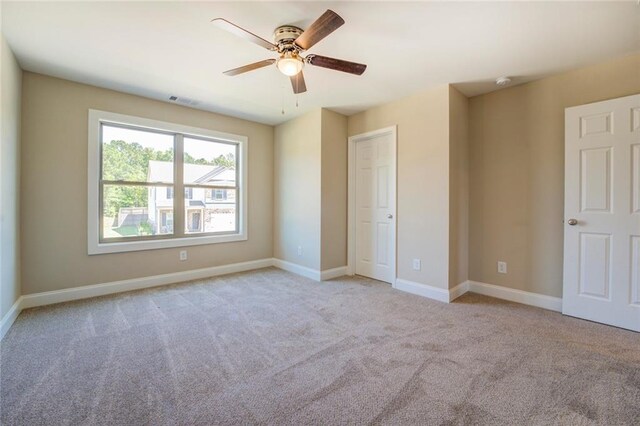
[88,232,247,255]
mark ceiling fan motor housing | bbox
[274,26,304,52]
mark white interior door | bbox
[563,94,640,332]
[353,129,396,284]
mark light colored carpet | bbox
[1,267,639,425]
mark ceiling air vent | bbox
[168,95,200,107]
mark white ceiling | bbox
[2,1,639,125]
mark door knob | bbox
[387,214,393,219]
[567,218,578,226]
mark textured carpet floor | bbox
[1,267,639,425]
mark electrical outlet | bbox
[297,246,303,257]
[497,261,507,274]
[412,259,421,271]
[179,250,187,261]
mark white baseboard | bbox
[271,259,347,282]
[395,279,451,303]
[21,258,273,310]
[466,280,562,312]
[449,281,470,302]
[272,258,321,281]
[320,266,348,281]
[394,278,561,311]
[0,296,24,340]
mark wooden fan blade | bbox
[294,10,344,50]
[306,55,367,75]
[212,18,277,51]
[290,72,307,94]
[223,59,276,76]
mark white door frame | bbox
[347,125,397,286]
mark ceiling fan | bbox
[211,10,367,94]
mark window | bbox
[160,210,173,234]
[210,189,227,201]
[88,110,247,254]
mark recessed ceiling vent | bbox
[168,95,200,106]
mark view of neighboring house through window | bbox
[183,137,237,234]
[99,123,239,242]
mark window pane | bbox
[102,124,174,183]
[102,185,173,239]
[183,137,237,187]
[185,189,237,234]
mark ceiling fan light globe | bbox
[277,57,303,76]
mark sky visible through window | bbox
[102,125,235,162]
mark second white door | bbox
[354,129,396,284]
[563,94,640,332]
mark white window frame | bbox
[88,109,248,255]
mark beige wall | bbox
[274,109,322,270]
[320,109,347,271]
[468,53,640,298]
[0,35,22,316]
[15,45,637,302]
[348,86,451,289]
[274,107,348,272]
[448,86,469,288]
[20,72,274,294]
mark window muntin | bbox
[91,111,247,253]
